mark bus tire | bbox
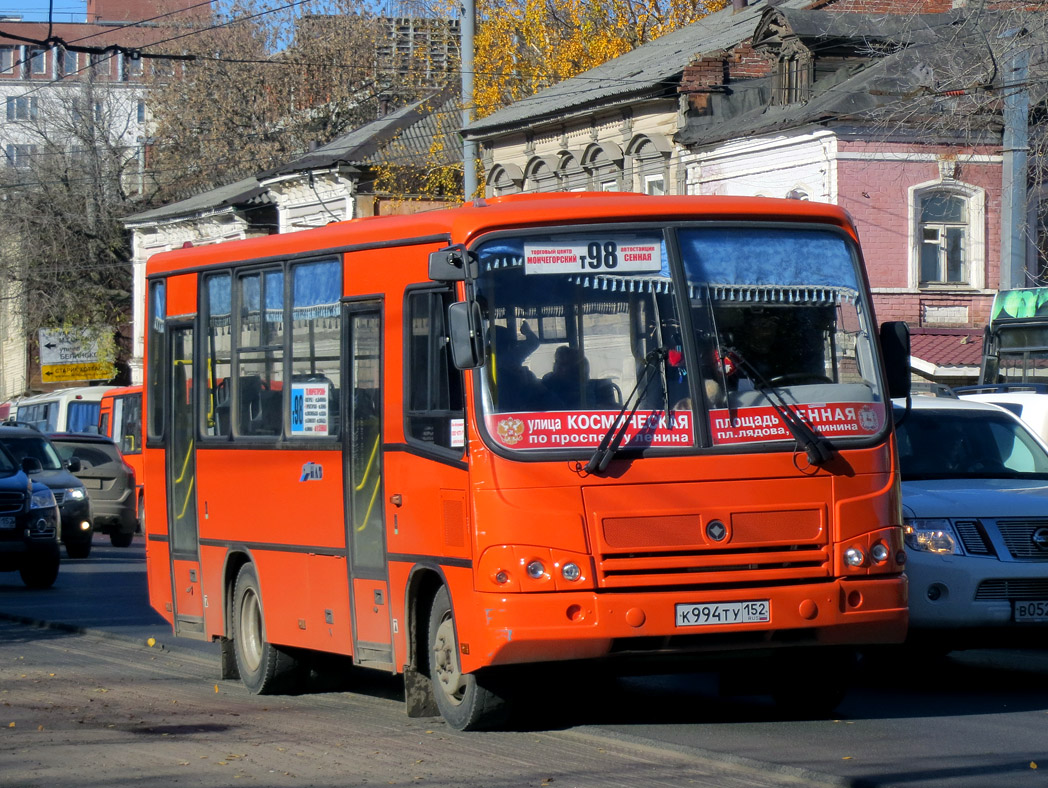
[232,563,302,694]
[428,585,509,731]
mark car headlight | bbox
[31,488,57,509]
[903,518,960,554]
[66,487,87,501]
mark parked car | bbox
[48,433,137,547]
[955,383,1048,445]
[895,396,1048,648]
[0,442,61,588]
[0,425,92,559]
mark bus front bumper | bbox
[457,576,907,673]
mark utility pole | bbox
[461,0,476,199]
[1000,28,1029,290]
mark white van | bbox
[954,384,1048,444]
[12,386,116,434]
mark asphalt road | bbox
[2,535,1048,788]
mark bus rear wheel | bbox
[428,586,509,731]
[232,564,303,694]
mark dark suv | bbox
[0,443,62,588]
[49,433,138,547]
[0,425,93,558]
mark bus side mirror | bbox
[880,321,911,400]
[448,301,486,369]
[429,245,469,282]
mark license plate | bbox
[0,516,16,530]
[676,600,770,627]
[1014,600,1048,622]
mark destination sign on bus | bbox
[524,237,662,275]
[709,402,883,445]
[487,409,693,450]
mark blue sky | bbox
[0,2,86,22]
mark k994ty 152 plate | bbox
[675,600,770,627]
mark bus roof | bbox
[146,193,858,277]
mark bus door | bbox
[166,324,205,638]
[343,301,393,668]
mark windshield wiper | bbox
[583,347,668,474]
[726,349,836,467]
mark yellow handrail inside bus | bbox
[354,432,380,492]
[355,474,381,533]
[176,477,195,521]
[174,439,194,484]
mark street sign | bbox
[38,329,112,383]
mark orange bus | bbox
[143,193,911,730]
[98,385,144,525]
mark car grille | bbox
[52,490,65,505]
[975,579,1048,600]
[954,518,1048,562]
[996,519,1048,560]
[0,490,26,515]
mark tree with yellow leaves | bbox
[471,0,728,119]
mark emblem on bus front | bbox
[706,520,727,542]
[300,462,323,482]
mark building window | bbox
[909,180,985,290]
[137,99,146,123]
[62,48,78,77]
[644,174,665,195]
[6,95,38,121]
[919,192,967,284]
[5,144,37,168]
[0,47,14,75]
[29,48,46,75]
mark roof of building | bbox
[909,327,984,370]
[124,89,458,226]
[676,8,1027,147]
[461,0,813,138]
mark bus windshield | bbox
[474,224,885,453]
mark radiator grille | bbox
[0,490,26,515]
[954,520,995,556]
[975,579,1048,600]
[996,519,1048,561]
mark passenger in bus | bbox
[491,323,546,412]
[543,345,588,408]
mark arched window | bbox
[908,179,985,289]
[918,191,967,284]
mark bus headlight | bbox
[561,562,582,582]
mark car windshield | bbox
[0,435,64,471]
[472,224,886,453]
[896,407,1048,479]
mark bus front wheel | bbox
[428,586,509,731]
[232,564,302,694]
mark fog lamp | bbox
[526,560,546,579]
[870,543,889,564]
[79,520,91,531]
[561,562,581,582]
[844,547,865,567]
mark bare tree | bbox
[145,0,452,201]
[0,76,143,353]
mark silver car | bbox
[896,396,1048,646]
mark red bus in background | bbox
[99,385,144,526]
[142,193,911,730]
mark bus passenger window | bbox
[290,260,341,438]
